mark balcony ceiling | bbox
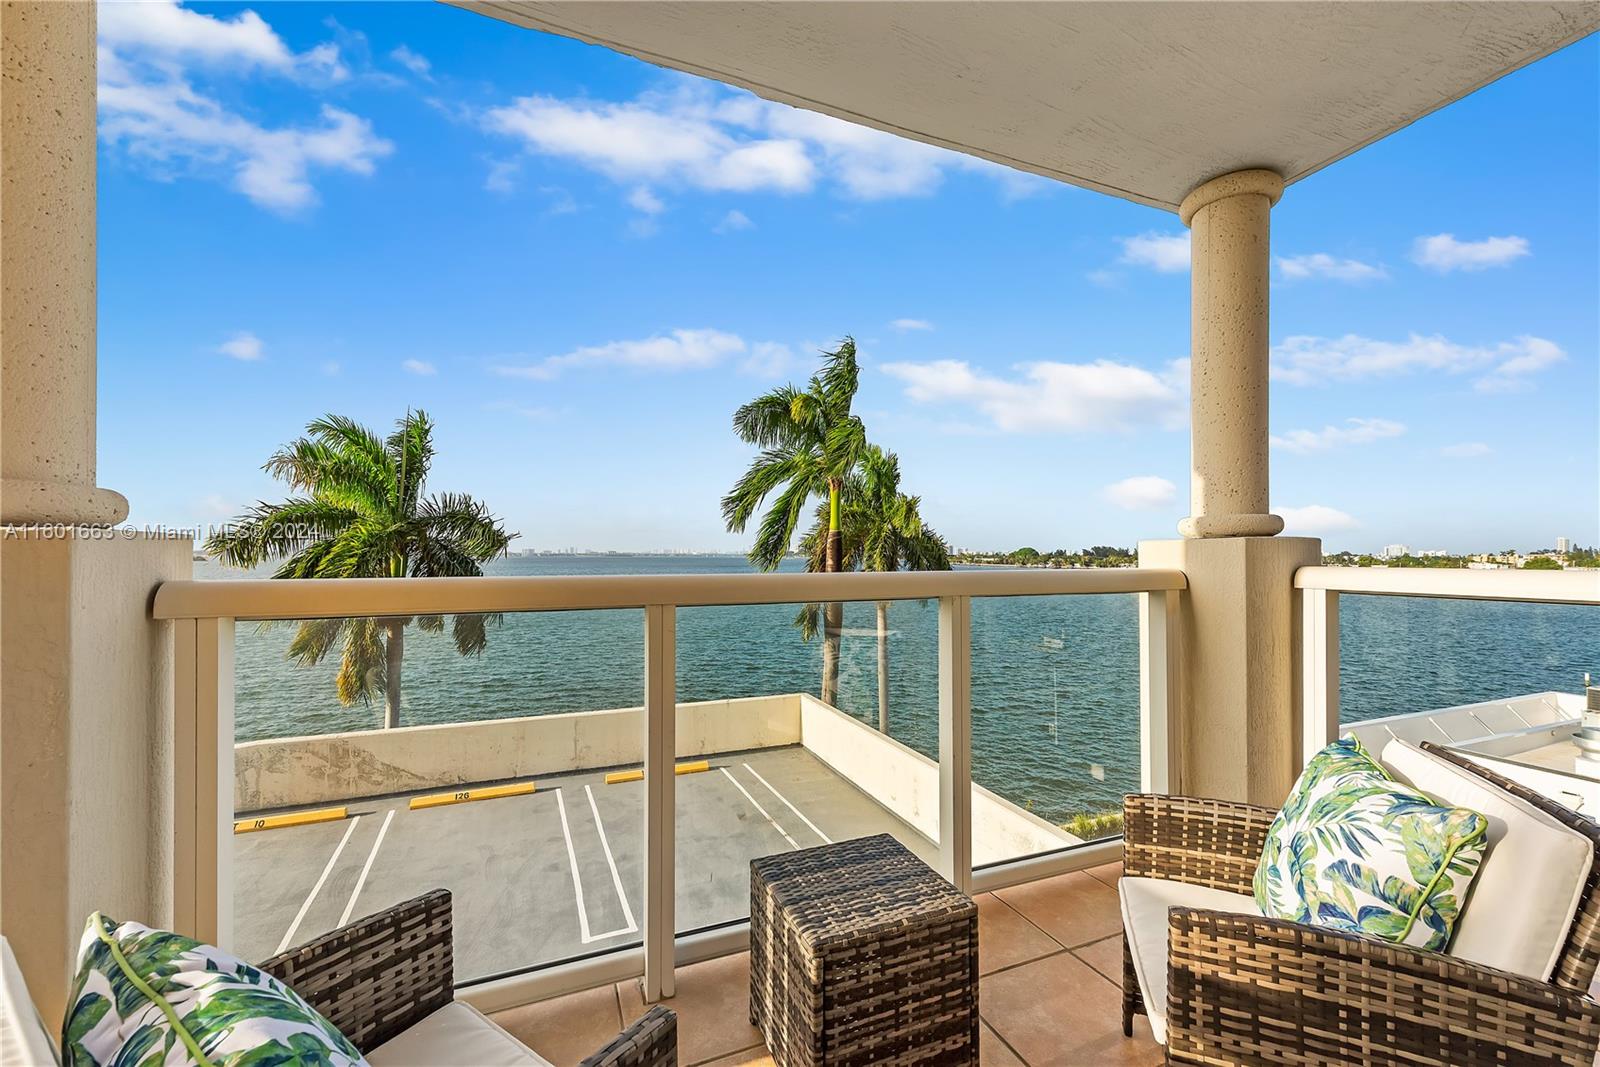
[455,1,1598,212]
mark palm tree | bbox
[722,338,867,704]
[206,411,514,728]
[797,446,950,731]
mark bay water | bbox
[212,555,1599,825]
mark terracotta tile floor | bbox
[492,860,1163,1066]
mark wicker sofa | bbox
[1120,742,1600,1067]
[261,889,677,1067]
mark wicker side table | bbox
[749,834,978,1066]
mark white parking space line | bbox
[585,785,638,937]
[720,767,799,850]
[276,816,361,955]
[556,789,595,943]
[743,763,832,844]
[338,808,395,927]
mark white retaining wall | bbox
[235,694,799,810]
[796,695,1078,865]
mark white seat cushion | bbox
[1380,739,1594,981]
[1119,876,1259,1046]
[2,936,59,1067]
[367,1001,553,1067]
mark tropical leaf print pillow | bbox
[61,913,367,1067]
[1253,735,1488,951]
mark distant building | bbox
[1557,537,1573,554]
[1381,543,1411,560]
[1419,549,1449,558]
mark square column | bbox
[1140,536,1320,805]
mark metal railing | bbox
[1294,565,1600,765]
[155,566,1185,1007]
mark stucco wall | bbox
[235,694,801,810]
[796,695,1077,865]
[0,531,192,1023]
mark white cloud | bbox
[98,1,298,73]
[1271,333,1564,391]
[485,401,555,420]
[1118,232,1190,273]
[1474,337,1566,393]
[389,44,431,78]
[740,341,794,377]
[493,328,749,380]
[628,186,665,215]
[97,5,389,213]
[1411,233,1530,272]
[1270,417,1405,454]
[1440,442,1492,458]
[881,358,1185,433]
[483,84,1011,204]
[402,359,436,376]
[714,209,753,233]
[889,318,934,332]
[320,360,342,376]
[484,158,521,194]
[216,332,263,361]
[1275,504,1360,534]
[1276,253,1387,282]
[1103,476,1177,511]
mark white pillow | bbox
[1380,739,1593,981]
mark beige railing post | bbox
[1297,587,1340,765]
[173,615,234,948]
[937,595,973,894]
[642,603,676,1002]
[1138,590,1180,794]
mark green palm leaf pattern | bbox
[1254,736,1488,952]
[62,914,366,1067]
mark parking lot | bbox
[233,744,933,981]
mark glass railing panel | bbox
[1339,596,1600,724]
[969,593,1141,867]
[230,609,644,983]
[672,598,940,935]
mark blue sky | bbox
[97,2,1599,553]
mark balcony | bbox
[141,560,1599,1065]
[3,2,1598,1065]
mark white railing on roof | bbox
[155,566,1185,1009]
[1294,566,1600,767]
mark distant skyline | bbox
[98,2,1599,555]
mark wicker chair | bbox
[261,889,677,1067]
[1121,743,1600,1067]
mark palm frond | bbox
[731,387,806,448]
[205,498,358,569]
[285,617,351,667]
[450,612,501,656]
[335,617,387,706]
[817,337,859,411]
[749,473,817,571]
[388,410,435,515]
[721,448,818,533]
[416,493,514,565]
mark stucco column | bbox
[1,2,190,1021]
[1,0,127,525]
[1140,168,1319,806]
[1177,169,1283,539]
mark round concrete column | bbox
[1176,169,1283,539]
[1,1,127,525]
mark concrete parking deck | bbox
[233,745,933,978]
